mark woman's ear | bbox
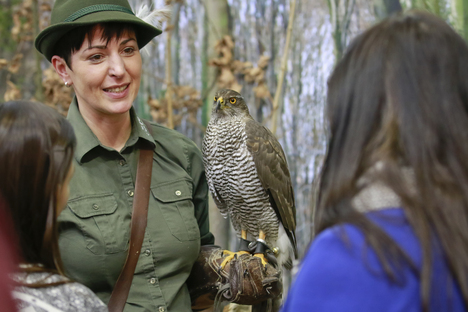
[51,56,71,85]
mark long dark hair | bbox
[317,11,468,309]
[0,101,76,281]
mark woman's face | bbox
[66,25,142,118]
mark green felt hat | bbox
[35,0,162,61]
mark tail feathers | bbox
[275,225,295,269]
[287,229,298,259]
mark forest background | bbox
[0,0,467,277]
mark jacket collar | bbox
[67,97,155,163]
[352,163,415,213]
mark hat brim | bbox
[35,11,162,61]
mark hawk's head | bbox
[212,89,250,119]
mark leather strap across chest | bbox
[107,121,154,312]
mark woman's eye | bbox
[230,98,236,104]
[123,47,135,55]
[89,54,103,62]
[214,96,218,101]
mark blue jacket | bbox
[282,208,465,311]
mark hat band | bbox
[64,4,134,22]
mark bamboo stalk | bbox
[271,0,296,135]
[165,17,174,129]
[33,0,44,102]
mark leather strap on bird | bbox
[187,245,283,311]
[107,121,154,312]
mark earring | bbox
[64,82,68,87]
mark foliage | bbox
[42,67,73,116]
[208,35,273,101]
[147,85,202,128]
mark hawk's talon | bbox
[254,253,269,267]
[219,250,249,269]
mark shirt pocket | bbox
[151,179,200,242]
[68,193,128,254]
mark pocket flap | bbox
[151,179,193,202]
[68,194,118,218]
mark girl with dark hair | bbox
[282,11,468,312]
[0,195,19,312]
[0,101,107,311]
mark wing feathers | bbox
[245,119,297,256]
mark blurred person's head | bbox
[317,10,468,308]
[0,101,76,275]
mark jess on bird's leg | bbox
[254,230,270,266]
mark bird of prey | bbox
[202,89,297,269]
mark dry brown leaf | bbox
[40,3,52,12]
[8,54,23,74]
[147,85,203,126]
[253,84,271,99]
[4,81,21,102]
[42,66,73,113]
[0,59,8,71]
[11,14,21,40]
[148,96,161,109]
[173,114,183,127]
[22,0,33,10]
[231,60,249,73]
[258,55,271,69]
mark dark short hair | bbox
[0,101,76,276]
[53,22,135,69]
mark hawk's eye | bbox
[230,98,237,104]
[214,96,218,101]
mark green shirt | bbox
[58,98,214,312]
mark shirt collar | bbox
[67,97,155,163]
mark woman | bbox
[35,1,214,311]
[0,196,19,312]
[282,11,468,311]
[0,100,107,311]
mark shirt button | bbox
[145,249,151,256]
[149,278,156,285]
[119,160,126,166]
[92,204,99,210]
[159,307,165,312]
[175,190,182,196]
[127,190,134,197]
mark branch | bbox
[271,0,296,135]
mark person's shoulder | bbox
[311,222,366,252]
[302,224,365,273]
[13,272,107,312]
[64,282,108,310]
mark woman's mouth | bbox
[103,85,128,93]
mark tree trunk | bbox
[201,0,231,251]
[33,0,44,102]
[453,0,468,41]
[201,0,231,127]
[271,0,296,135]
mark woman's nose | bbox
[108,54,125,77]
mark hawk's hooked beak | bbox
[215,97,225,113]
